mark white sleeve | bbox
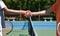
[0,1,6,9]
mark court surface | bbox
[5,21,56,36]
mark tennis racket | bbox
[28,17,38,36]
[5,21,13,35]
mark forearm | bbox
[6,9,26,14]
[32,8,52,16]
[32,10,46,16]
[3,7,26,14]
[3,7,32,18]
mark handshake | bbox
[21,10,33,18]
[20,10,45,18]
[23,10,32,18]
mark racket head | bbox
[4,21,13,35]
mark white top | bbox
[0,1,6,28]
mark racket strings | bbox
[6,21,13,35]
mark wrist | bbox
[21,11,27,14]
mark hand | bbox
[24,10,32,18]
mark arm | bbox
[0,1,31,17]
[3,7,27,15]
[3,7,32,17]
[32,8,53,16]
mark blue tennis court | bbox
[5,21,56,36]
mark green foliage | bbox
[3,0,55,11]
[3,0,56,21]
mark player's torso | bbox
[56,9,60,23]
[55,0,60,23]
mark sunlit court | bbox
[4,20,56,36]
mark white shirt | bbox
[0,1,6,28]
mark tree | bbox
[3,0,56,21]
